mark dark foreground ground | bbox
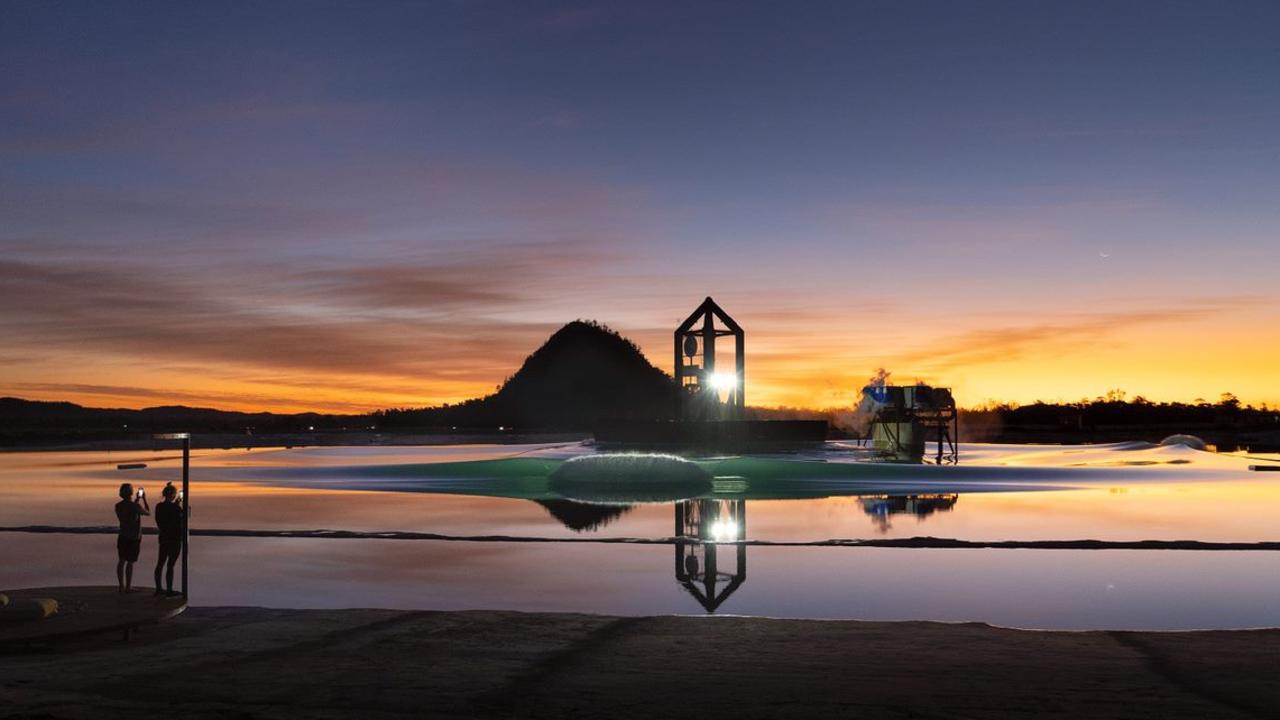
[2,608,1276,720]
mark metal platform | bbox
[0,586,186,647]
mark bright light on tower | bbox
[708,519,739,542]
[709,372,737,392]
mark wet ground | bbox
[2,607,1276,720]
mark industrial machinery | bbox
[860,383,958,463]
[859,493,959,531]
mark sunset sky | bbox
[3,1,1278,413]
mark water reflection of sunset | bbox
[6,449,1278,544]
[4,446,1278,627]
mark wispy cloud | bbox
[0,238,606,409]
[889,297,1265,374]
[4,382,372,414]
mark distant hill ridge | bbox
[0,320,681,442]
[0,395,352,435]
[375,319,680,429]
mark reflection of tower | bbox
[674,499,746,612]
[674,297,745,420]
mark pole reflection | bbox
[529,493,963,614]
[674,499,746,613]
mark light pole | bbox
[154,433,190,598]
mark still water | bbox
[2,443,1277,630]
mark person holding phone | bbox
[153,482,185,596]
[115,483,149,593]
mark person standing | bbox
[115,483,149,593]
[153,482,185,596]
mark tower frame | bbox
[673,297,745,419]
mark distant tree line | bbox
[958,391,1279,448]
[0,396,366,448]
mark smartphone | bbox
[137,487,145,499]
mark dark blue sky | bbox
[3,1,1278,410]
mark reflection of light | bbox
[708,519,739,541]
[709,372,737,392]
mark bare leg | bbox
[117,559,125,592]
[124,561,134,591]
[165,550,179,593]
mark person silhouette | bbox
[115,483,149,593]
[153,482,185,596]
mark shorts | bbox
[117,535,141,562]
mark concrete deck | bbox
[0,586,186,647]
[1,608,1275,719]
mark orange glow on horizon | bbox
[4,316,1278,416]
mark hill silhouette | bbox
[533,499,634,532]
[0,396,358,446]
[376,320,680,430]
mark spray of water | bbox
[850,368,891,436]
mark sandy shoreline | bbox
[2,607,1276,719]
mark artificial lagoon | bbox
[2,441,1277,630]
